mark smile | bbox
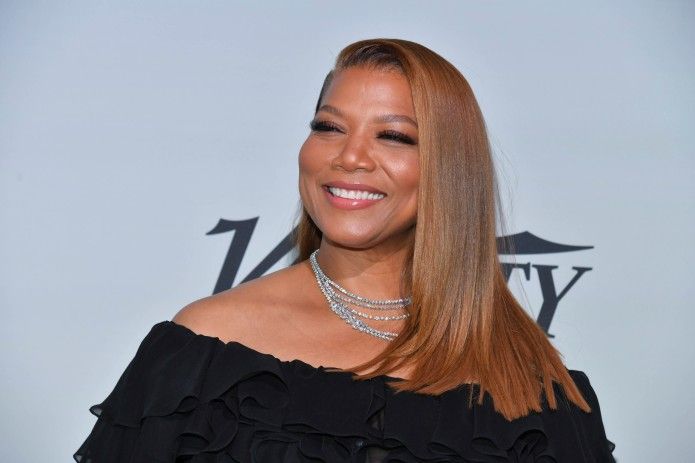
[322,185,386,210]
[327,187,385,200]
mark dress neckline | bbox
[165,320,407,382]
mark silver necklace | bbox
[309,249,411,341]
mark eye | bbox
[378,130,417,146]
[309,119,342,133]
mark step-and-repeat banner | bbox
[2,2,693,461]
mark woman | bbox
[75,38,615,462]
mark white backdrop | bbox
[1,2,694,462]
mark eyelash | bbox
[309,120,416,146]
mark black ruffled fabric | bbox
[74,321,616,462]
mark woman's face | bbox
[298,66,420,250]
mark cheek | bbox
[390,156,420,194]
[298,138,323,176]
[392,157,419,222]
[298,140,322,205]
[297,139,310,172]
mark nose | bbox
[331,132,376,172]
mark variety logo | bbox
[497,231,593,337]
[208,219,593,337]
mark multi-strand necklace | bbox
[309,249,411,341]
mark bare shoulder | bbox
[172,261,315,347]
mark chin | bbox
[326,228,416,251]
[321,230,383,250]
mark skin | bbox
[174,66,419,377]
[298,66,420,301]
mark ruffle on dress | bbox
[74,321,616,462]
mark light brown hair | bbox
[293,38,590,420]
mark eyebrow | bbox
[317,104,418,128]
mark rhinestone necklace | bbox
[309,249,411,341]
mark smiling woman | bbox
[74,38,615,462]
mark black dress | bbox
[74,321,616,462]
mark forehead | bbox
[320,66,414,115]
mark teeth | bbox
[328,187,385,200]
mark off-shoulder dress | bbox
[74,321,616,462]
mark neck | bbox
[315,235,413,300]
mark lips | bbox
[322,181,387,195]
[320,180,387,210]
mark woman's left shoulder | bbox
[539,369,616,462]
[564,369,602,412]
[563,369,607,419]
[566,369,598,397]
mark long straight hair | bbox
[293,38,590,420]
